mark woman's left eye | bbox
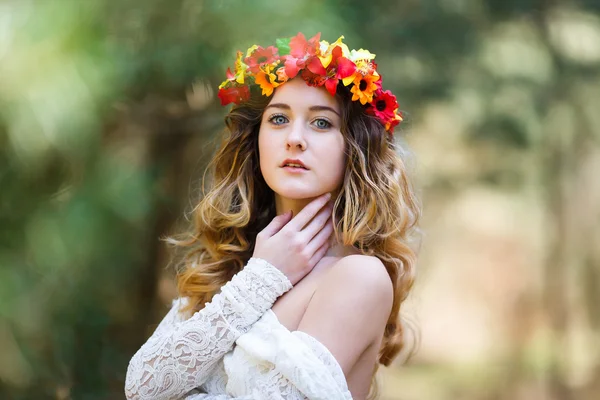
[313,118,332,129]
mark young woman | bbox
[125,33,420,400]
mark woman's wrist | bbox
[246,257,293,303]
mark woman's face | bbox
[258,78,346,200]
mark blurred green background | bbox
[1,0,599,399]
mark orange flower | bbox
[385,113,403,132]
[350,74,379,105]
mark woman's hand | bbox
[252,193,334,285]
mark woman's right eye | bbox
[268,114,289,125]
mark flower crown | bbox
[217,32,403,133]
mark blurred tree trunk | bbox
[536,2,600,398]
[536,2,571,399]
[106,94,220,397]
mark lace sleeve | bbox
[124,258,292,400]
[184,394,255,400]
[182,390,304,400]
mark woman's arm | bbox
[124,258,292,400]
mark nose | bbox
[285,120,307,150]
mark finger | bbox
[301,203,333,241]
[286,193,331,232]
[304,216,334,255]
[260,210,292,237]
[308,239,330,267]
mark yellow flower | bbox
[218,51,247,89]
[341,58,379,86]
[349,48,376,62]
[245,45,259,57]
[233,51,247,84]
[350,73,379,105]
[218,78,229,90]
[254,65,280,96]
[318,36,350,68]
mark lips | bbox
[283,164,308,170]
[281,159,309,170]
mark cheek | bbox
[258,129,275,172]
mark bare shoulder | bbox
[326,254,392,296]
[297,254,393,380]
[314,254,394,316]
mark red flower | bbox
[225,67,235,81]
[218,85,250,105]
[373,67,382,91]
[301,68,326,87]
[324,46,356,96]
[283,32,326,79]
[367,89,403,132]
[368,90,398,121]
[290,32,320,58]
[244,46,279,73]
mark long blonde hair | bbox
[167,84,421,388]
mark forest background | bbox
[1,0,599,399]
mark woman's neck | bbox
[274,190,340,219]
[274,192,357,258]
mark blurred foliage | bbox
[1,0,599,399]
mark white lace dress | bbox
[124,258,353,400]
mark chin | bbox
[264,175,337,200]
[266,182,320,199]
[273,188,322,200]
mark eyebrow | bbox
[265,103,340,117]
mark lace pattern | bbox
[178,310,352,399]
[124,258,292,400]
[222,310,352,400]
